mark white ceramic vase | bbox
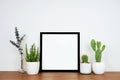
[26,62,40,75]
[92,62,105,74]
[80,63,91,74]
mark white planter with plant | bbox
[91,39,106,74]
[80,55,91,74]
[25,44,40,75]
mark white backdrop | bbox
[0,0,120,71]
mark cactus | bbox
[90,39,106,62]
[26,44,39,62]
[82,55,88,63]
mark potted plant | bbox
[25,44,40,75]
[10,27,25,73]
[80,54,91,74]
[90,39,106,74]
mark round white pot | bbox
[80,63,91,74]
[26,62,40,75]
[92,62,105,74]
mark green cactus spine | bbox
[82,55,88,63]
[90,39,106,62]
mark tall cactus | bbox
[82,55,88,63]
[90,39,106,62]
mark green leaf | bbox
[15,27,20,43]
[20,35,25,43]
[26,44,30,62]
[10,40,19,48]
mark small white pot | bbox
[26,62,40,75]
[92,62,105,74]
[80,63,91,74]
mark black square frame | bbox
[40,32,80,72]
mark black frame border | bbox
[40,32,80,72]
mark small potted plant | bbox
[80,54,91,74]
[90,39,106,74]
[25,44,40,75]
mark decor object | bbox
[25,44,40,75]
[80,54,91,74]
[10,27,25,73]
[90,39,106,74]
[40,32,80,72]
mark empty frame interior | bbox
[40,32,80,72]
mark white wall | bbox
[0,0,120,71]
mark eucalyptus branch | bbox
[10,27,25,54]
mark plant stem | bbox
[19,53,24,73]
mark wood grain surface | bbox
[0,72,120,80]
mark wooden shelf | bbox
[0,72,120,80]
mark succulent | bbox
[25,44,39,62]
[90,39,106,62]
[82,55,88,63]
[10,27,25,54]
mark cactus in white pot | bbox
[90,39,106,74]
[80,55,91,74]
[25,44,40,75]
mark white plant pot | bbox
[92,62,105,74]
[80,63,91,74]
[26,62,40,75]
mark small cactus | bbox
[90,39,106,62]
[82,55,88,63]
